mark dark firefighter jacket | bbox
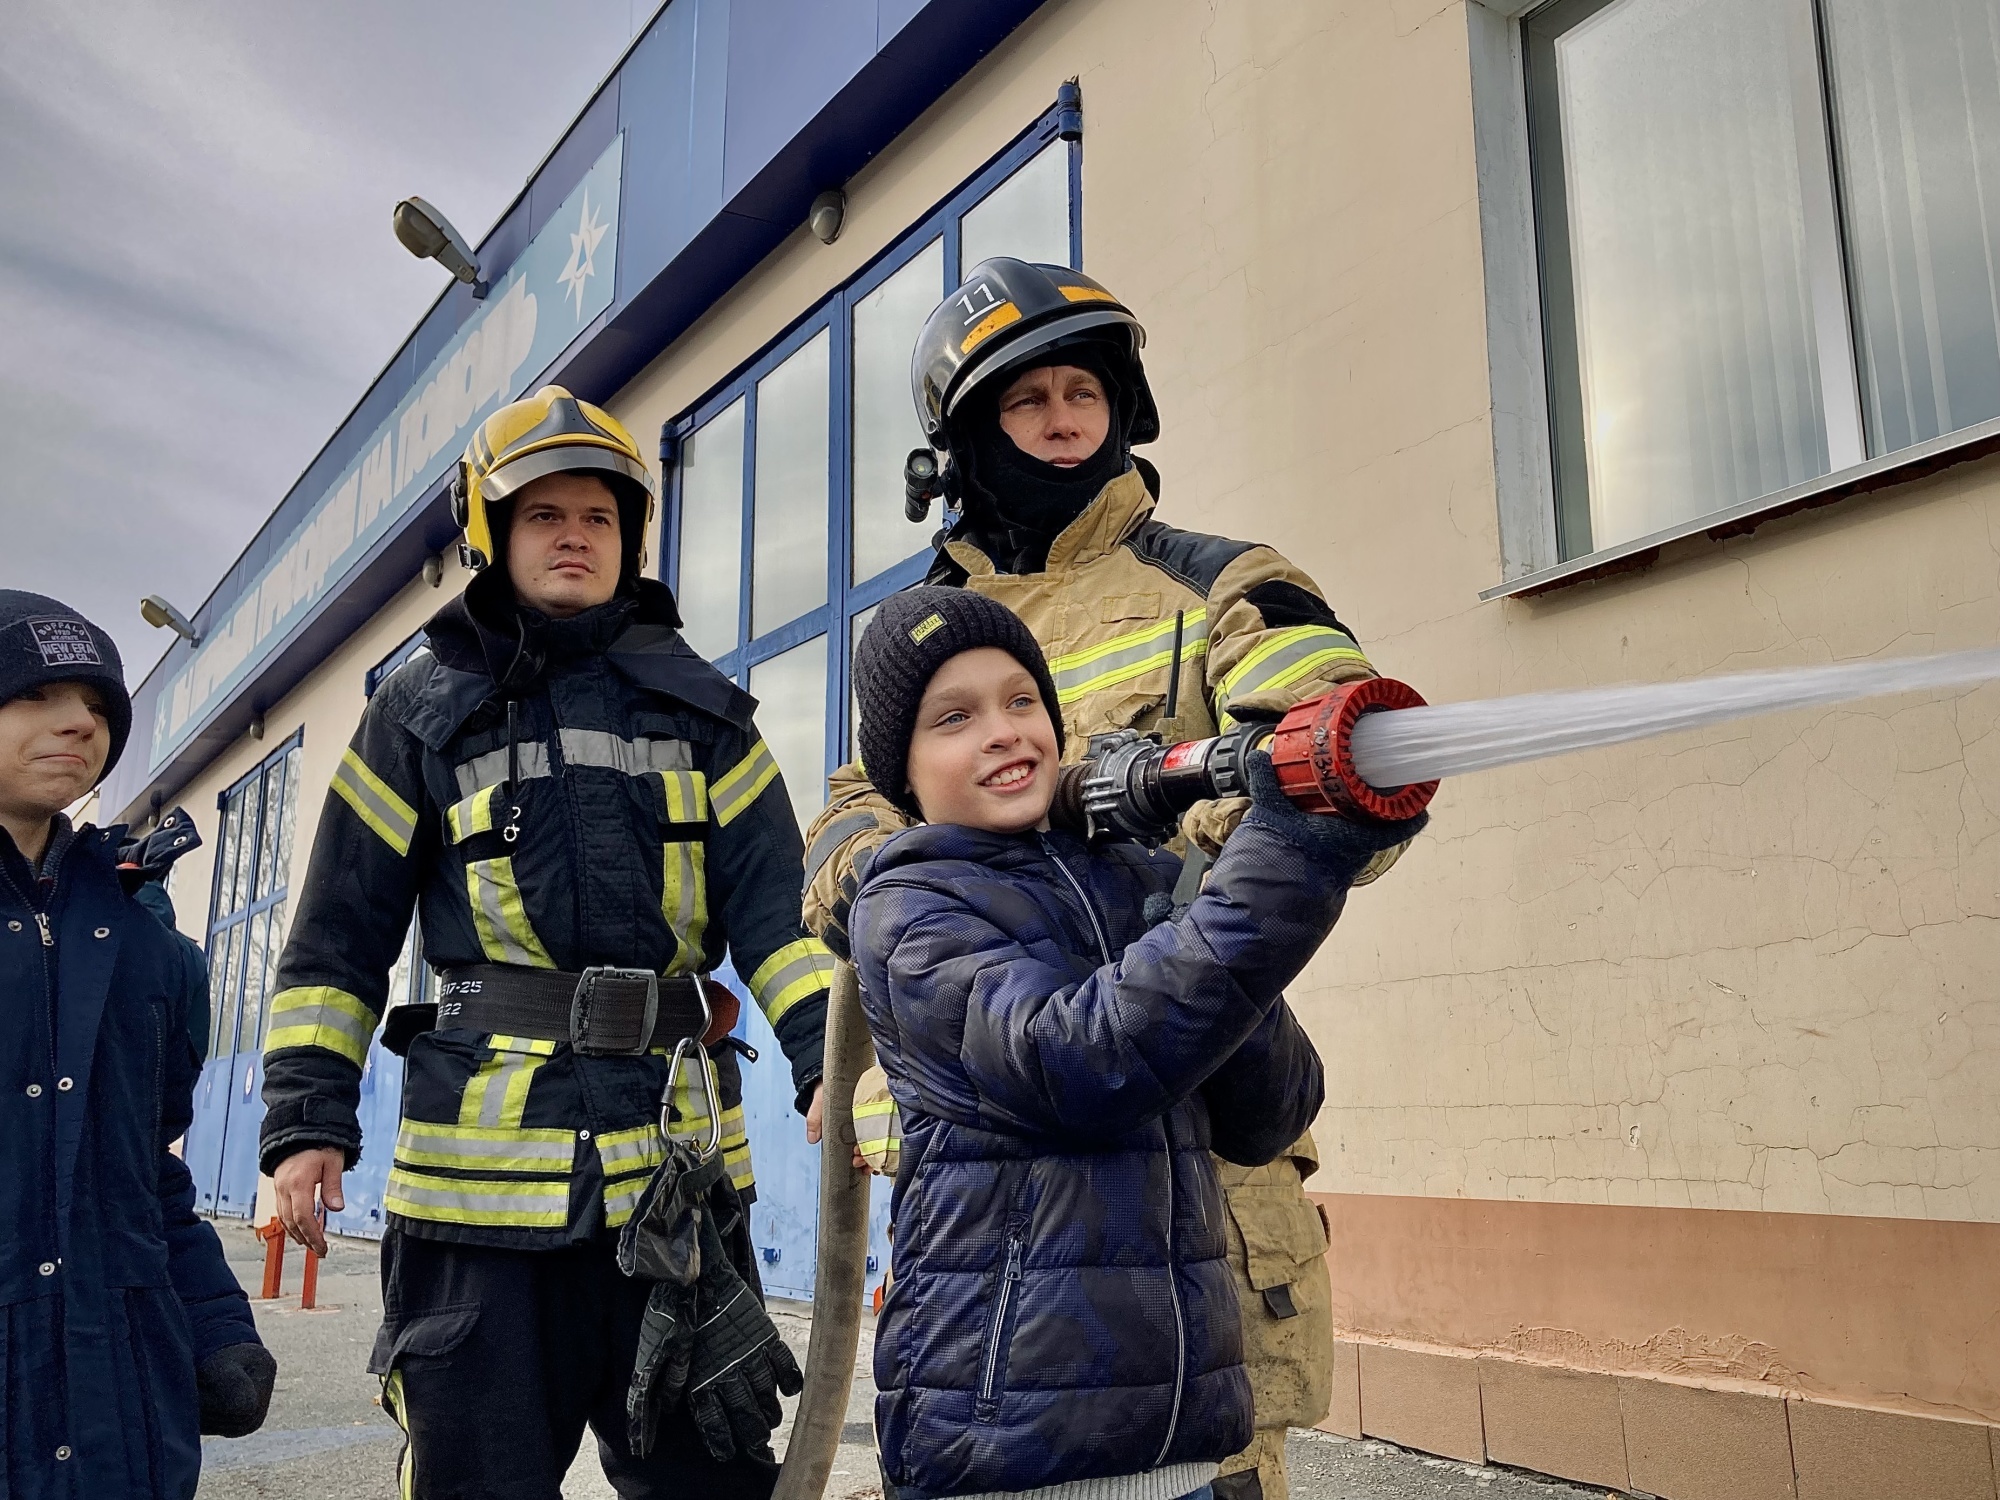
[2,818,261,1500]
[848,814,1331,1500]
[258,577,833,1248]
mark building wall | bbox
[609,0,2000,1483]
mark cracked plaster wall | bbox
[611,0,2000,1227]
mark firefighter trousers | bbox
[371,1229,780,1500]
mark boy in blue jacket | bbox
[845,588,1424,1500]
[0,592,272,1500]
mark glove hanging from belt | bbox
[619,1138,802,1462]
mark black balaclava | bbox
[956,339,1137,574]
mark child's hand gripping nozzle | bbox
[1051,678,1440,843]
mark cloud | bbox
[0,0,640,677]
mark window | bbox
[663,102,1081,816]
[1527,0,2000,560]
[204,735,303,1060]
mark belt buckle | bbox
[571,966,660,1057]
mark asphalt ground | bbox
[196,1226,1604,1500]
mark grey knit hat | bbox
[853,587,1064,817]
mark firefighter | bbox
[809,260,1404,1500]
[260,387,834,1499]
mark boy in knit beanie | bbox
[843,588,1423,1500]
[0,591,272,1498]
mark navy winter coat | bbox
[2,820,260,1500]
[849,814,1339,1499]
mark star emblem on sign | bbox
[556,189,610,316]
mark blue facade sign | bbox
[147,136,626,770]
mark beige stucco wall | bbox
[611,0,2000,1225]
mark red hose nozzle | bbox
[1267,678,1437,822]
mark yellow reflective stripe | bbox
[393,1120,574,1173]
[854,1098,900,1174]
[596,1123,667,1179]
[385,1167,569,1227]
[1047,609,1211,705]
[383,1370,415,1500]
[605,1174,651,1228]
[457,1037,557,1129]
[265,986,376,1068]
[661,839,708,977]
[446,784,499,843]
[722,1142,755,1192]
[332,747,418,856]
[465,858,555,968]
[658,769,709,823]
[748,938,835,1025]
[1216,626,1369,706]
[710,740,779,827]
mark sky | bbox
[0,0,648,681]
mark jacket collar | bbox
[942,467,1155,580]
[862,820,1090,883]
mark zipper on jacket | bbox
[1153,1145,1188,1466]
[1038,834,1111,966]
[978,1225,1027,1409]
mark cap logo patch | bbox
[28,618,100,667]
[909,613,946,645]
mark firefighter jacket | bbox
[804,463,1365,1471]
[3,818,262,1500]
[259,577,834,1249]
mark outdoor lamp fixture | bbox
[140,594,200,646]
[393,196,488,298]
[809,189,846,245]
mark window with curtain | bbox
[1527,0,2000,560]
[663,104,1080,817]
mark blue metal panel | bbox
[209,1053,266,1219]
[722,0,877,211]
[615,0,702,300]
[325,1041,406,1241]
[181,1056,233,1215]
[533,83,625,237]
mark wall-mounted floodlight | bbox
[140,595,201,645]
[810,189,847,245]
[393,196,488,298]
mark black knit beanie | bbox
[0,591,133,781]
[854,587,1065,818]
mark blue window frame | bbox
[660,97,1083,823]
[203,731,304,1061]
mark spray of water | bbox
[1347,644,2000,790]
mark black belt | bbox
[428,964,711,1057]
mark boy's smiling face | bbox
[906,647,1059,833]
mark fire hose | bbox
[772,960,874,1500]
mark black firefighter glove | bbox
[197,1342,277,1437]
[682,1195,803,1463]
[1241,749,1428,887]
[621,1141,725,1458]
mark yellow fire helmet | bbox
[452,385,658,577]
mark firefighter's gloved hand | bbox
[197,1342,277,1437]
[1241,749,1428,887]
[685,1207,803,1462]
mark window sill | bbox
[1480,414,2000,602]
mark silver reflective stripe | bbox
[605,1176,649,1224]
[475,1050,540,1127]
[454,743,553,798]
[395,1123,573,1170]
[599,1134,663,1176]
[385,1174,569,1224]
[1050,614,1214,702]
[558,730,694,775]
[468,862,548,968]
[803,810,877,887]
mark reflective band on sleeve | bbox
[457,1037,558,1129]
[445,784,500,844]
[710,740,780,827]
[384,1168,570,1228]
[1216,625,1371,723]
[393,1120,576,1173]
[853,1097,901,1175]
[265,986,377,1069]
[559,730,694,776]
[333,748,419,857]
[465,859,556,969]
[1048,609,1211,705]
[748,938,835,1025]
[803,809,878,888]
[657,769,709,823]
